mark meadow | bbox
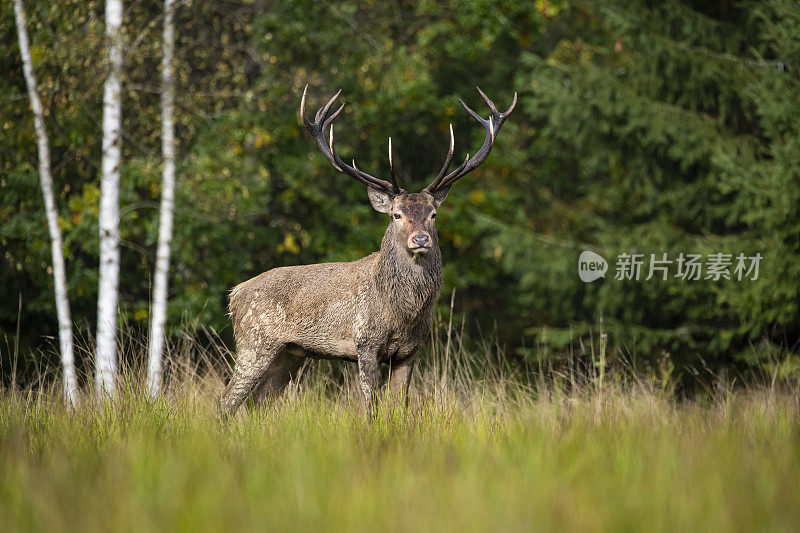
[1,330,799,533]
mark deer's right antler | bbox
[424,88,517,195]
[300,85,402,195]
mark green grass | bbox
[1,339,799,532]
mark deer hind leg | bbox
[219,342,284,419]
[387,356,416,405]
[250,350,306,408]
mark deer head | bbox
[300,85,516,256]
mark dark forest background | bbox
[1,0,798,383]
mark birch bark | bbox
[147,0,177,395]
[96,0,124,397]
[12,0,78,406]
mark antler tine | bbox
[329,123,395,190]
[476,86,496,111]
[424,124,455,193]
[444,153,470,187]
[322,103,345,132]
[315,89,342,123]
[300,84,312,129]
[351,158,394,191]
[425,88,517,193]
[328,125,342,172]
[477,86,518,117]
[506,91,518,115]
[300,85,401,194]
[388,137,400,191]
[458,97,485,124]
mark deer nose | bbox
[411,234,429,247]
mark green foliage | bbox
[500,0,800,367]
[1,0,798,376]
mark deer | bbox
[219,84,516,417]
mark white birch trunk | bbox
[12,0,78,407]
[96,0,123,398]
[147,0,177,396]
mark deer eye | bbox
[431,212,436,219]
[393,213,401,220]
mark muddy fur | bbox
[220,192,443,416]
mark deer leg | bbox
[250,351,305,408]
[357,351,380,417]
[388,356,415,405]
[219,343,284,419]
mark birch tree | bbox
[147,0,177,395]
[96,0,124,397]
[12,0,78,406]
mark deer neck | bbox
[374,227,443,318]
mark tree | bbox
[96,0,123,397]
[502,0,800,369]
[11,0,78,405]
[147,0,177,395]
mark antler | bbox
[300,85,401,194]
[425,88,517,194]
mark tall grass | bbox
[1,321,799,532]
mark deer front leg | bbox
[357,350,379,417]
[388,356,415,405]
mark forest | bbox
[3,0,799,385]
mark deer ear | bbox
[367,187,393,213]
[430,185,451,207]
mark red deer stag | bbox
[220,85,516,416]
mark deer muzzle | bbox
[408,232,431,254]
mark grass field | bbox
[1,335,799,532]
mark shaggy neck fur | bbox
[375,223,443,319]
